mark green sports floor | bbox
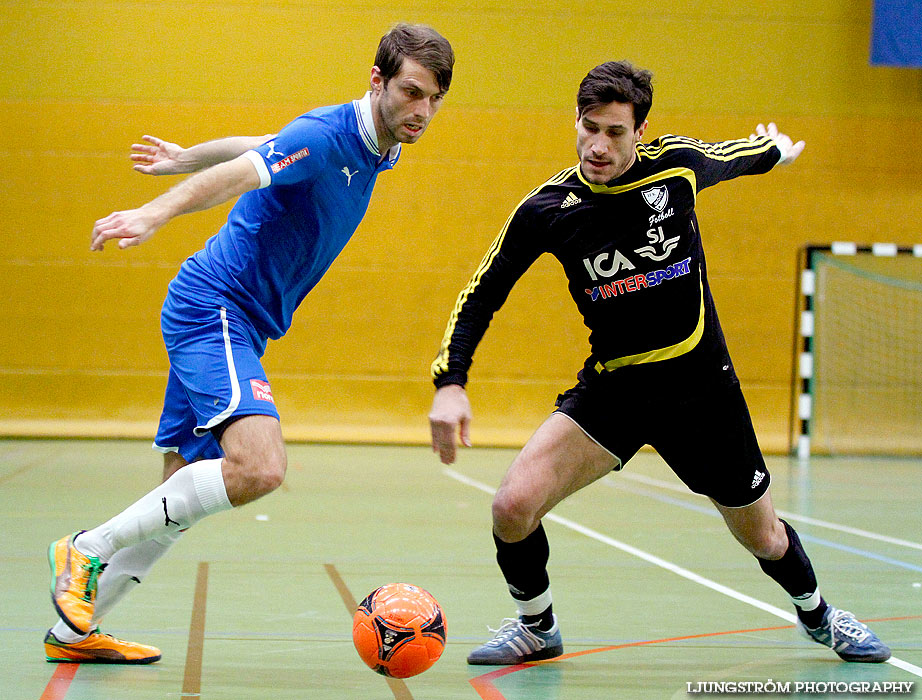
[2,439,921,699]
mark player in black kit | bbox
[428,61,890,666]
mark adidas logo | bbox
[560,192,581,208]
[751,470,766,489]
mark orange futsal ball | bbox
[352,583,446,679]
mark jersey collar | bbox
[353,92,401,165]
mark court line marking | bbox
[181,561,209,698]
[39,662,79,700]
[443,468,922,680]
[37,562,210,700]
[614,471,922,552]
[470,624,798,700]
[470,615,922,700]
[611,480,922,573]
[0,452,56,486]
[323,563,414,700]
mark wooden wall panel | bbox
[2,1,921,453]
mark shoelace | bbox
[52,629,124,648]
[80,560,106,603]
[94,631,124,644]
[828,609,870,644]
[484,618,547,651]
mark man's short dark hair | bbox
[375,23,455,93]
[577,61,653,129]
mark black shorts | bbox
[554,372,770,508]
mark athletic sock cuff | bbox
[792,588,822,611]
[515,588,553,617]
[191,459,232,515]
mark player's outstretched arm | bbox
[751,122,805,166]
[429,384,473,465]
[131,134,276,175]
[91,154,262,251]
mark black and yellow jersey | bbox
[431,133,781,391]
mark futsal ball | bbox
[352,582,446,678]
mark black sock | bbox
[757,519,828,628]
[494,523,554,631]
[520,609,554,632]
[795,601,828,629]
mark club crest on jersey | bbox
[250,379,275,403]
[641,185,669,212]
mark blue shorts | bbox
[153,294,280,462]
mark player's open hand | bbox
[90,208,160,251]
[131,135,194,175]
[429,384,473,465]
[751,122,805,166]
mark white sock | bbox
[75,459,231,562]
[92,530,184,623]
[50,621,89,644]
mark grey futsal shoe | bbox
[797,606,891,662]
[467,615,563,665]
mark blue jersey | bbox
[166,93,401,341]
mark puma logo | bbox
[162,497,181,527]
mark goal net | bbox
[795,243,922,456]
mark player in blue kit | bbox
[44,23,454,664]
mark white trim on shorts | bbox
[193,307,241,437]
[715,475,773,509]
[553,411,623,471]
[151,442,180,454]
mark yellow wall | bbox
[1,1,921,452]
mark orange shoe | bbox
[44,628,161,664]
[48,532,104,634]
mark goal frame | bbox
[791,242,922,458]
